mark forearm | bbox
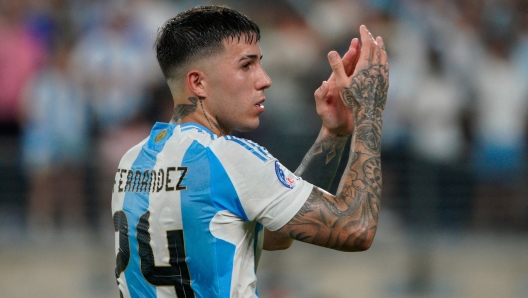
[295,114,382,251]
[332,67,386,249]
[263,228,293,250]
[294,127,350,191]
[334,125,382,248]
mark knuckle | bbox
[331,62,342,70]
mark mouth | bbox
[255,98,265,108]
[254,98,265,113]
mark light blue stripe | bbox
[246,139,272,159]
[181,141,238,298]
[122,123,175,298]
[247,139,272,158]
[208,148,249,221]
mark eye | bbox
[242,62,250,69]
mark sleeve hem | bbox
[265,182,313,231]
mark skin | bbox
[170,38,271,135]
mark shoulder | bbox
[166,123,220,149]
[117,136,149,168]
[210,135,274,163]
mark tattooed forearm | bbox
[171,97,198,123]
[279,53,388,251]
[295,134,349,191]
[287,152,381,251]
[356,124,382,154]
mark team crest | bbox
[154,129,168,142]
[275,160,299,189]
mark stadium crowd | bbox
[1,0,528,242]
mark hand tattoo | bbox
[342,61,388,154]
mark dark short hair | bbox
[155,5,261,79]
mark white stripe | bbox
[235,137,273,159]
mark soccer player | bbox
[112,5,388,298]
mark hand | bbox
[330,25,389,119]
[315,38,361,136]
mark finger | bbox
[377,36,385,52]
[352,37,361,73]
[341,39,355,74]
[314,80,329,101]
[357,25,375,68]
[342,38,359,76]
[328,51,348,87]
[377,36,388,65]
[365,28,382,65]
[371,40,381,64]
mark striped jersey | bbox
[112,122,312,298]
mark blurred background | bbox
[1,0,528,297]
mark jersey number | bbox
[113,210,195,297]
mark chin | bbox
[235,119,260,133]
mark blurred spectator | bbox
[70,3,149,130]
[130,0,181,85]
[306,0,365,48]
[0,0,45,236]
[376,1,427,213]
[0,0,44,133]
[471,1,528,230]
[21,37,89,239]
[407,47,469,227]
[70,1,156,231]
[440,0,485,106]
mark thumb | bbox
[328,51,348,87]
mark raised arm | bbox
[263,38,361,251]
[276,25,389,252]
[294,37,361,191]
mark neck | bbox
[170,96,228,136]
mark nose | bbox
[256,66,272,90]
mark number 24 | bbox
[113,210,195,297]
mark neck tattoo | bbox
[199,98,224,135]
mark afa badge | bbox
[154,129,168,143]
[275,160,299,189]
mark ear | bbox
[186,69,207,98]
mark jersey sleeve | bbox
[209,137,313,231]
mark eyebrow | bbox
[238,54,263,62]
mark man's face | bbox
[204,38,272,133]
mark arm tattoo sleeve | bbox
[295,134,349,191]
[284,56,388,251]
